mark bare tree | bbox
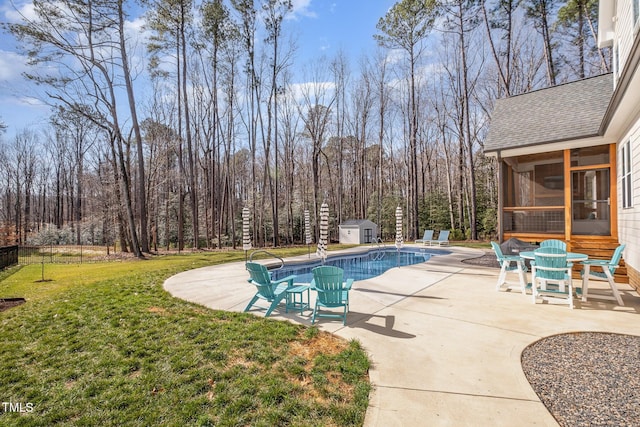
[7,0,143,256]
[50,107,98,244]
[526,0,557,85]
[330,51,349,226]
[557,0,609,78]
[232,0,265,246]
[481,0,520,96]
[261,0,293,246]
[298,60,335,236]
[375,0,438,240]
[278,70,301,243]
[440,0,481,240]
[370,50,390,229]
[200,0,238,248]
[147,0,199,249]
[348,59,375,219]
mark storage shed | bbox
[338,220,378,244]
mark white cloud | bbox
[12,95,46,107]
[125,16,146,35]
[123,16,151,77]
[0,50,29,81]
[290,0,316,19]
[287,81,335,104]
[2,1,37,23]
[318,36,330,52]
[384,48,407,66]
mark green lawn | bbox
[0,249,370,426]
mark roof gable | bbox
[485,74,613,154]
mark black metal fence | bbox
[0,246,18,269]
[18,245,117,265]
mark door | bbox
[571,168,610,235]
[364,228,372,243]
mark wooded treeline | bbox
[0,0,607,254]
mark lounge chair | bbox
[415,230,434,245]
[540,239,567,251]
[580,244,625,306]
[430,230,450,246]
[311,266,354,325]
[491,241,528,293]
[244,262,296,317]
[531,247,578,309]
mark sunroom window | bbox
[502,151,564,234]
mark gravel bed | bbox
[521,332,640,427]
[461,251,501,268]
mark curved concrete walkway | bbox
[163,246,640,426]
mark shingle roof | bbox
[340,219,376,227]
[484,74,613,153]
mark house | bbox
[338,220,378,244]
[484,0,640,290]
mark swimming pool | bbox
[270,247,450,282]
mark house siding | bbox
[612,0,640,290]
[628,263,640,290]
[618,123,640,289]
[617,0,636,80]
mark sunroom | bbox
[485,74,625,281]
[501,145,614,239]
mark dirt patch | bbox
[289,332,348,360]
[147,306,168,315]
[0,298,26,312]
[288,333,353,404]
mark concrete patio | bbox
[163,246,640,426]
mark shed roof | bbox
[484,74,613,154]
[339,219,376,227]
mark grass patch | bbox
[0,249,370,426]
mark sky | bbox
[0,0,396,141]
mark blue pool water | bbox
[270,247,450,282]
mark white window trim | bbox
[613,41,620,82]
[621,140,633,209]
[635,0,640,37]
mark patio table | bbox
[286,284,311,314]
[519,251,588,262]
[520,251,588,294]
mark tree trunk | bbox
[118,0,149,253]
[458,1,478,240]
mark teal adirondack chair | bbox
[531,247,577,309]
[244,262,296,317]
[580,244,625,306]
[415,230,434,245]
[311,266,354,325]
[491,241,528,293]
[540,239,567,251]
